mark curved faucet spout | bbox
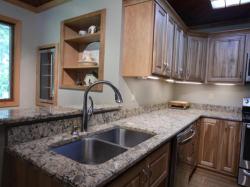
[81,80,123,132]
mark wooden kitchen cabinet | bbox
[152,3,168,76]
[122,0,155,77]
[185,36,207,82]
[207,35,246,83]
[122,0,185,78]
[162,16,175,77]
[219,120,241,176]
[108,142,171,187]
[172,26,187,80]
[198,118,220,169]
[198,118,241,177]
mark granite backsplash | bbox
[6,102,241,146]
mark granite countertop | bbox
[8,108,242,187]
[0,105,121,126]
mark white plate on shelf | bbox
[81,42,100,65]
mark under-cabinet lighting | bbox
[214,83,236,86]
[210,0,250,9]
[147,76,160,80]
[175,81,203,85]
[165,79,175,83]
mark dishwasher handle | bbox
[178,130,196,145]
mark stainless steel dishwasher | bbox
[169,122,199,187]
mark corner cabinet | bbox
[185,36,207,82]
[207,34,246,83]
[108,142,171,187]
[198,118,241,177]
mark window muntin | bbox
[0,21,13,100]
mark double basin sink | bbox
[51,127,154,165]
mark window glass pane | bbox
[0,22,12,100]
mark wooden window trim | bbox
[36,44,58,107]
[0,15,21,108]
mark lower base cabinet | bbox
[108,143,171,187]
[198,118,241,177]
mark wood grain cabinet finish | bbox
[219,120,241,176]
[162,16,175,77]
[152,3,168,76]
[122,0,154,77]
[185,36,207,82]
[198,118,220,169]
[108,143,170,187]
[198,118,241,177]
[172,26,187,80]
[207,35,246,83]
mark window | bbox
[0,15,21,107]
[36,44,58,106]
[0,22,13,100]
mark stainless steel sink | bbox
[93,127,154,148]
[51,138,127,165]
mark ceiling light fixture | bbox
[241,0,250,4]
[210,0,250,9]
[211,0,226,9]
[226,0,240,6]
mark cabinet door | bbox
[152,3,168,76]
[198,118,220,169]
[122,1,154,77]
[147,143,170,187]
[172,26,187,80]
[108,159,148,187]
[219,121,241,176]
[207,35,246,83]
[186,36,207,82]
[162,16,175,77]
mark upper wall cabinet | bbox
[162,16,175,77]
[152,3,168,76]
[122,0,184,78]
[122,0,155,77]
[152,4,175,77]
[172,26,187,80]
[207,35,246,83]
[185,36,207,82]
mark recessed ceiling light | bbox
[226,0,240,6]
[241,0,250,4]
[211,0,226,9]
[210,0,250,9]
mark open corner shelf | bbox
[64,32,100,44]
[60,9,106,92]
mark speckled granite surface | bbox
[0,105,122,126]
[8,107,242,187]
[0,106,81,126]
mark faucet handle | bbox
[87,96,94,120]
